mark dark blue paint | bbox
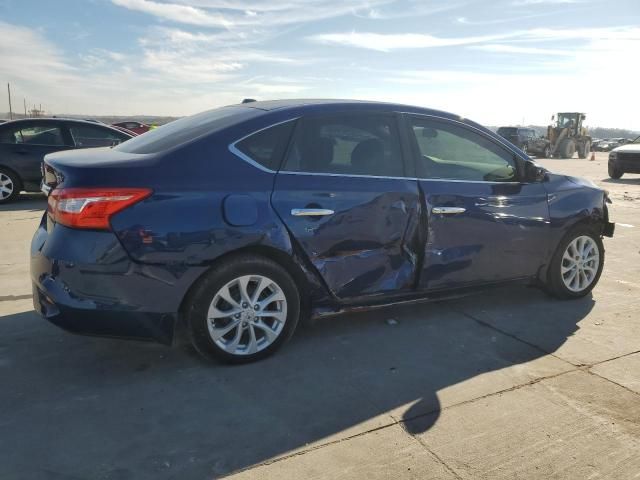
[419,180,550,289]
[30,100,613,344]
[272,173,422,300]
[223,194,259,226]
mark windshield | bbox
[497,127,517,136]
[557,114,576,128]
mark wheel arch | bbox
[177,244,328,323]
[538,211,606,284]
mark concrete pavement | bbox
[0,153,638,479]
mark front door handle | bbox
[432,207,466,215]
[291,208,334,217]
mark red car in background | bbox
[112,121,150,135]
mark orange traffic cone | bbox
[590,152,595,161]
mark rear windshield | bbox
[497,127,518,136]
[115,106,260,154]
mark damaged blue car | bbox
[31,100,614,362]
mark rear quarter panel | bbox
[108,115,333,305]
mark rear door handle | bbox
[432,207,466,215]
[291,208,334,217]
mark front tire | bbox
[543,145,551,158]
[559,139,576,159]
[578,141,590,159]
[546,227,604,299]
[0,169,19,203]
[608,164,623,179]
[186,254,300,363]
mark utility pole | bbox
[23,98,27,116]
[7,83,13,120]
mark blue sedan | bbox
[31,100,615,363]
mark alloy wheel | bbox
[561,235,600,292]
[0,173,14,200]
[206,275,287,355]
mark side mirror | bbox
[524,161,547,183]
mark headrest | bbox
[351,138,384,172]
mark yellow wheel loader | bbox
[547,113,592,159]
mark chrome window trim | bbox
[228,117,299,174]
[278,170,519,185]
[227,112,523,185]
[278,170,410,181]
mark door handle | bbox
[291,208,334,217]
[432,207,466,215]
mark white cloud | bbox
[111,0,396,28]
[512,0,583,5]
[111,0,234,28]
[469,44,574,56]
[308,26,640,51]
[309,31,519,52]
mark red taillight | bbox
[47,188,152,230]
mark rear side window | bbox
[282,114,404,177]
[69,124,128,147]
[0,124,65,146]
[234,121,296,171]
[115,106,260,154]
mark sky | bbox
[0,0,639,129]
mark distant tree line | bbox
[489,125,639,140]
[586,127,639,140]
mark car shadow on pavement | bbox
[601,177,640,185]
[0,286,593,479]
[0,193,46,212]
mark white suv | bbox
[609,135,640,179]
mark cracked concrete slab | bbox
[406,370,640,479]
[226,425,459,480]
[1,154,639,479]
[591,352,640,395]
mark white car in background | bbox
[608,135,640,179]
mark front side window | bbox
[282,114,404,177]
[69,124,128,147]
[0,124,64,146]
[409,117,517,182]
[234,120,296,171]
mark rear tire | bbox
[578,141,590,159]
[0,168,19,204]
[608,164,623,179]
[546,227,604,299]
[543,145,551,158]
[186,254,300,364]
[559,139,576,159]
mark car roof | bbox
[2,117,106,125]
[232,98,460,120]
[0,117,134,135]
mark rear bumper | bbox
[32,281,177,344]
[603,221,615,238]
[30,215,206,344]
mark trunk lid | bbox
[42,147,158,193]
